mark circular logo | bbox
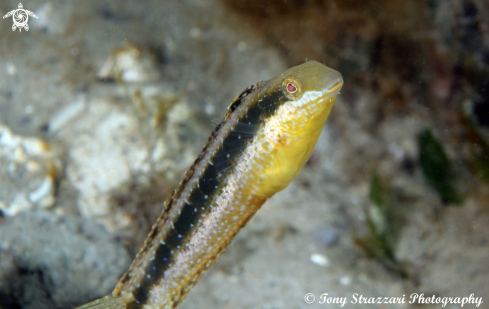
[304,293,315,304]
[13,10,28,27]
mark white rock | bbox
[28,176,55,208]
[98,44,160,83]
[0,124,61,216]
[310,253,330,267]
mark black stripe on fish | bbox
[131,86,286,305]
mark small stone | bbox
[340,276,351,285]
[310,253,330,267]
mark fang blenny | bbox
[77,61,343,309]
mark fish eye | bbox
[286,83,297,93]
[283,77,302,96]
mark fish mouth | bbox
[326,79,344,94]
[321,79,343,99]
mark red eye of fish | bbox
[286,83,297,93]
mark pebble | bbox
[310,253,330,267]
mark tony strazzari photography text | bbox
[316,293,482,307]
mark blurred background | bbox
[0,0,488,308]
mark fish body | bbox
[77,61,343,309]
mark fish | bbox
[76,61,343,309]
